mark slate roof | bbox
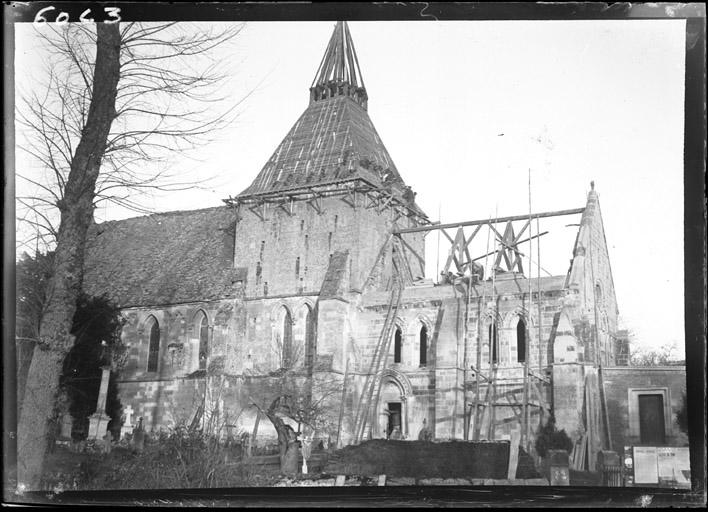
[238,94,404,197]
[83,207,244,308]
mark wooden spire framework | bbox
[310,21,368,108]
[229,20,429,227]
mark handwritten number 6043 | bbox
[34,7,122,25]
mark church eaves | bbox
[234,22,427,222]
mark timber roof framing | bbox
[393,207,586,235]
[225,176,430,225]
[394,206,586,278]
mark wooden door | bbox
[638,394,666,445]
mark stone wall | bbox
[232,194,424,298]
[602,366,688,449]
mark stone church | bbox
[82,22,686,469]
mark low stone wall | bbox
[324,440,511,479]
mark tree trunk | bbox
[17,22,121,490]
[264,398,300,476]
[281,440,300,476]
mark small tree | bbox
[251,371,340,475]
[629,339,682,367]
[535,414,573,458]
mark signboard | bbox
[623,446,634,487]
[657,447,691,489]
[633,446,658,485]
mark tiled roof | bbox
[83,207,244,308]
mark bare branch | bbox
[17,21,250,252]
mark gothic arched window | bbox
[517,318,527,363]
[394,327,403,364]
[281,308,293,368]
[146,316,160,372]
[419,324,428,367]
[489,321,498,365]
[304,305,316,369]
[196,311,209,370]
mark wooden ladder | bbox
[352,237,406,443]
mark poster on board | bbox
[633,447,659,485]
[657,447,691,488]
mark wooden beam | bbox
[277,199,294,217]
[461,224,483,264]
[440,229,455,245]
[528,368,551,385]
[340,190,356,209]
[307,195,324,215]
[248,203,265,221]
[394,207,585,234]
[397,235,425,270]
[377,193,394,213]
[471,231,549,262]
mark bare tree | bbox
[629,338,682,367]
[16,21,246,252]
[16,21,247,490]
[250,370,341,475]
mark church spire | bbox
[309,21,368,109]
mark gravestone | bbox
[301,438,313,475]
[59,413,73,439]
[102,431,113,454]
[131,417,145,453]
[120,405,135,440]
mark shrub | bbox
[68,426,274,490]
[535,414,573,458]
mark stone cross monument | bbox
[120,404,135,440]
[88,366,111,440]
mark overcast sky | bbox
[15,20,686,356]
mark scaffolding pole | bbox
[522,169,531,448]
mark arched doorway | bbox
[375,372,413,439]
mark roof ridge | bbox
[93,205,229,227]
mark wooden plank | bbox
[440,228,455,245]
[307,196,323,214]
[505,395,523,423]
[507,428,521,480]
[461,224,482,268]
[514,219,530,241]
[529,379,550,413]
[397,237,425,283]
[471,231,548,263]
[394,207,586,234]
[248,204,265,221]
[248,410,261,458]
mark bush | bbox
[60,426,279,490]
[534,414,573,458]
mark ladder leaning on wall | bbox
[351,236,406,444]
